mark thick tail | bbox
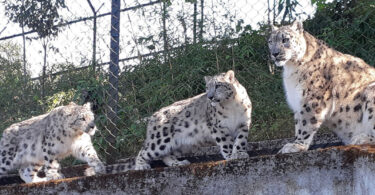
[105,158,135,174]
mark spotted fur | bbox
[0,102,105,183]
[127,70,252,170]
[268,21,375,153]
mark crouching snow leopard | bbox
[0,102,105,183]
[268,21,375,153]
[133,70,252,170]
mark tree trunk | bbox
[199,0,204,42]
[21,0,27,87]
[162,2,168,63]
[87,0,97,74]
[193,2,197,44]
[273,0,276,24]
[267,0,271,26]
[41,40,47,99]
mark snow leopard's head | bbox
[268,21,307,66]
[204,70,237,106]
[57,102,97,136]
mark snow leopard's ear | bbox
[291,20,303,32]
[57,105,69,116]
[225,70,235,83]
[83,102,92,110]
[68,102,77,106]
[204,76,212,84]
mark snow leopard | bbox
[0,102,105,183]
[268,21,375,153]
[133,70,252,170]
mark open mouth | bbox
[275,57,286,61]
[87,128,96,136]
[209,98,220,104]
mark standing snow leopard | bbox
[133,70,252,170]
[268,21,375,153]
[0,102,105,183]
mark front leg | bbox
[41,159,64,181]
[279,106,324,154]
[44,160,64,180]
[162,155,190,167]
[40,142,64,181]
[231,123,250,159]
[211,127,234,159]
[71,133,105,176]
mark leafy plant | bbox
[3,0,66,38]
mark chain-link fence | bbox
[0,0,374,163]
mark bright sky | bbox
[0,0,317,77]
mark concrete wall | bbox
[1,135,374,195]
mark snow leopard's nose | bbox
[272,52,280,57]
[207,88,215,100]
[88,122,95,129]
[207,93,214,100]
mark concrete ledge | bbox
[1,145,375,194]
[2,134,361,194]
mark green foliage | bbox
[44,89,76,111]
[3,0,66,38]
[305,0,375,65]
[0,42,41,130]
[277,0,301,24]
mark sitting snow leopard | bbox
[134,70,252,170]
[0,102,105,183]
[268,21,375,153]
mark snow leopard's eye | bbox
[282,37,289,43]
[80,117,86,121]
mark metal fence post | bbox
[106,0,121,163]
[162,1,168,63]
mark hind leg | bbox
[0,163,12,176]
[356,83,375,145]
[135,141,177,170]
[0,145,17,177]
[0,163,13,179]
[19,164,47,183]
